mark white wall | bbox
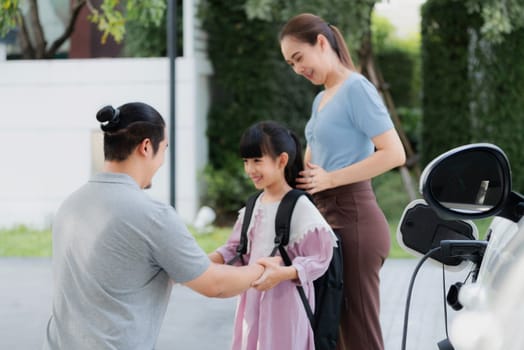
[0,56,211,228]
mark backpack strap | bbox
[273,189,312,249]
[227,191,262,265]
[270,189,315,326]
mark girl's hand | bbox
[251,256,285,291]
[296,162,331,194]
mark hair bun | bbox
[96,105,120,132]
[96,105,114,123]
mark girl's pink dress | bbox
[216,195,336,350]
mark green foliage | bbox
[201,159,254,225]
[469,27,524,192]
[124,14,167,56]
[377,44,422,150]
[372,14,422,151]
[0,0,20,37]
[420,0,477,166]
[370,12,395,53]
[371,12,422,55]
[465,0,524,44]
[421,0,524,190]
[397,107,422,153]
[89,0,127,44]
[199,0,320,221]
[88,0,166,44]
[0,0,166,48]
[243,0,379,58]
[373,169,413,223]
[123,0,183,57]
[376,48,418,108]
[124,0,166,27]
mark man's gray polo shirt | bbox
[43,173,210,350]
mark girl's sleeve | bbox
[288,226,334,286]
[215,209,245,264]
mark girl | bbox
[209,121,337,350]
[279,13,406,350]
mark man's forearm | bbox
[213,263,264,298]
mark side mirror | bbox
[421,143,515,221]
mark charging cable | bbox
[401,240,488,350]
[401,246,442,350]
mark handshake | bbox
[251,256,288,292]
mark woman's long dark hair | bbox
[239,121,304,188]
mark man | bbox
[43,102,268,349]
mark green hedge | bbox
[199,0,318,222]
[421,0,524,191]
[376,46,422,152]
[123,0,183,57]
[420,0,476,166]
[202,12,314,166]
[376,48,418,108]
[470,28,524,192]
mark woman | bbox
[279,13,406,350]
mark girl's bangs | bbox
[239,128,270,158]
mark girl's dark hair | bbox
[279,13,355,70]
[239,121,304,188]
[96,102,165,161]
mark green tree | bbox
[420,0,524,168]
[465,0,524,44]
[372,13,421,153]
[421,0,474,165]
[243,0,380,67]
[470,29,524,192]
[123,0,183,57]
[0,0,165,58]
[370,12,396,54]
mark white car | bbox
[397,143,524,350]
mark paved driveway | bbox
[0,258,469,349]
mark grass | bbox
[191,226,232,253]
[0,171,496,258]
[0,221,491,259]
[0,225,232,258]
[0,225,53,257]
[0,220,494,259]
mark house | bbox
[0,0,211,228]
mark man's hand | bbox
[252,256,292,291]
